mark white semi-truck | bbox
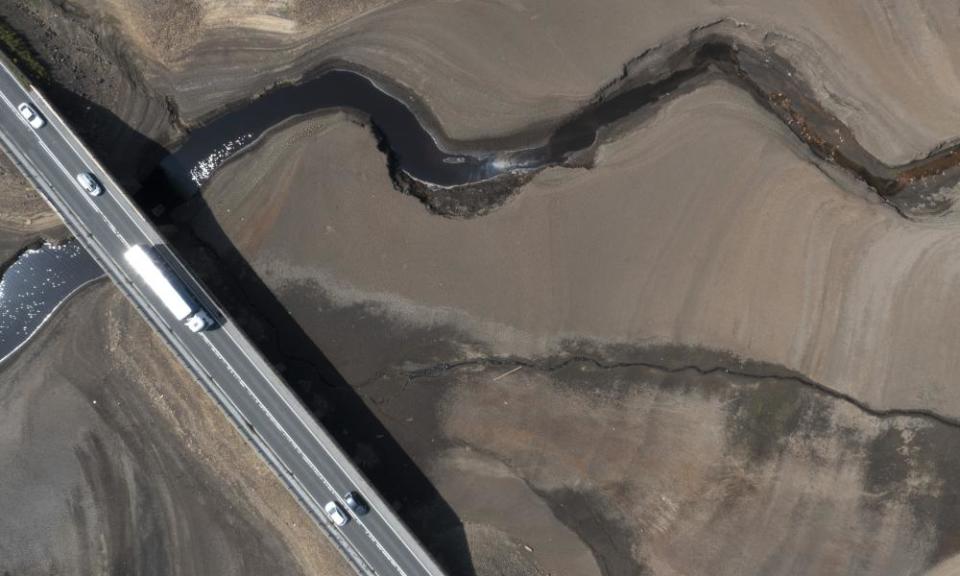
[123,244,214,333]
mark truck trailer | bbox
[123,244,213,332]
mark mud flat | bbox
[182,84,960,573]
[0,281,353,575]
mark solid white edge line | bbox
[0,60,438,576]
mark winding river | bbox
[158,70,501,192]
[153,65,701,196]
[152,38,960,220]
[10,35,960,362]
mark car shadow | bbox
[49,89,477,576]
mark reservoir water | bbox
[0,240,104,363]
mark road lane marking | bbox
[218,325,427,572]
[0,85,128,248]
[23,86,158,243]
[0,66,150,249]
[199,333,408,576]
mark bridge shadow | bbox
[41,86,171,195]
[52,90,477,576]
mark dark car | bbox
[344,491,369,516]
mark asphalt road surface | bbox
[0,59,445,576]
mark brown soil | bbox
[411,358,960,576]
[0,280,353,576]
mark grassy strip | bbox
[0,17,47,86]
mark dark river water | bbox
[154,66,703,196]
[0,240,103,363]
[0,57,710,361]
[158,70,500,193]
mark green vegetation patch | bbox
[0,18,48,86]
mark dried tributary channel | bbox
[0,240,103,363]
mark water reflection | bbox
[0,240,103,363]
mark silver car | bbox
[17,102,45,129]
[324,501,349,527]
[75,172,103,196]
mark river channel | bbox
[11,38,957,366]
[153,65,700,196]
[0,240,103,364]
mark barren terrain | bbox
[194,84,960,422]
[4,0,960,574]
[183,82,960,574]
[0,279,353,575]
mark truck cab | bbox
[185,310,214,333]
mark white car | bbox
[324,501,350,527]
[17,102,45,129]
[75,172,103,196]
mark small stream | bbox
[0,240,104,364]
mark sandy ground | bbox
[0,149,66,263]
[186,84,960,573]
[0,280,353,575]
